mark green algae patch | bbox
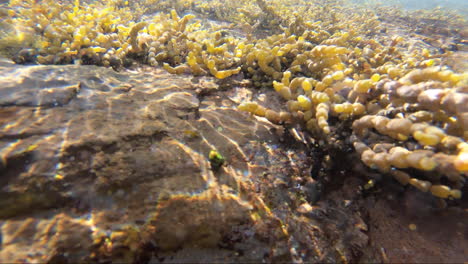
[208,149,225,171]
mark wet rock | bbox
[0,214,93,263]
[146,190,253,251]
[0,62,296,262]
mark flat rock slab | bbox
[0,59,312,263]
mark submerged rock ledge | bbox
[0,60,466,263]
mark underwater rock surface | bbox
[0,59,466,263]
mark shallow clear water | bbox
[0,0,467,263]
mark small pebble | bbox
[297,203,313,214]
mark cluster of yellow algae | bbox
[0,0,467,200]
